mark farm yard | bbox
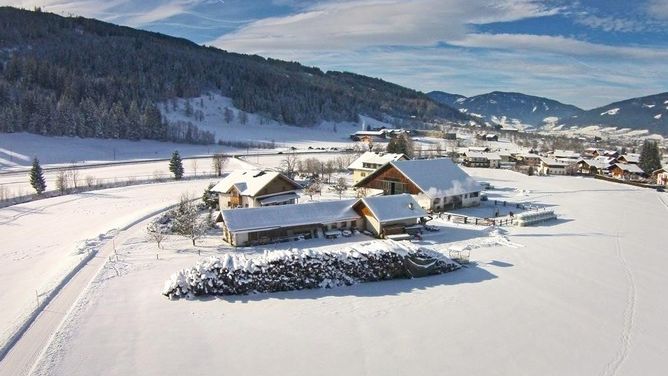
[0,167,662,376]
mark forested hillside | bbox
[0,7,468,144]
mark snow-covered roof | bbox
[347,151,406,171]
[578,157,613,170]
[357,194,427,223]
[618,154,640,164]
[540,157,571,167]
[222,199,359,233]
[553,149,580,159]
[388,158,481,198]
[465,152,501,160]
[211,170,300,196]
[612,163,644,174]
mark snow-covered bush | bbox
[162,248,459,299]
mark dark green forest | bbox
[0,7,469,144]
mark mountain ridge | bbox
[0,7,471,143]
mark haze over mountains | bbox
[428,90,668,135]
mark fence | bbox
[0,173,219,209]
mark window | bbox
[471,192,479,198]
[433,198,441,205]
[361,172,366,177]
[340,221,347,228]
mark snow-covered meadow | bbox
[0,178,217,355]
[27,169,668,375]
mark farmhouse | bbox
[347,151,407,184]
[355,158,481,212]
[211,170,302,209]
[610,163,645,180]
[220,195,425,246]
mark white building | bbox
[211,170,302,209]
[347,151,407,184]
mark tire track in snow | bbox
[601,231,636,376]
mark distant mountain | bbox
[564,92,668,135]
[428,91,582,127]
[0,7,470,144]
[426,91,466,108]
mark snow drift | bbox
[162,248,459,298]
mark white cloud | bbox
[647,0,668,20]
[212,0,560,52]
[448,33,668,59]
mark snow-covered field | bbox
[0,178,218,355]
[0,154,253,199]
[23,169,668,375]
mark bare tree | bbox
[324,160,335,183]
[356,186,369,198]
[146,222,166,250]
[190,159,199,176]
[303,179,322,200]
[330,177,349,199]
[172,194,208,246]
[280,152,300,179]
[212,153,228,177]
[67,165,79,189]
[56,170,68,194]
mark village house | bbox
[462,152,501,168]
[552,149,581,161]
[616,154,640,164]
[576,156,614,175]
[219,194,425,246]
[609,163,645,180]
[347,151,407,184]
[652,168,668,186]
[354,158,482,212]
[538,158,577,175]
[211,170,302,209]
[515,153,542,167]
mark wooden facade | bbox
[357,167,421,195]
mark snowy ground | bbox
[0,178,217,354]
[0,155,253,200]
[25,169,668,375]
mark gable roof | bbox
[222,199,359,233]
[617,154,640,164]
[347,151,406,170]
[612,163,645,174]
[356,194,427,223]
[356,158,481,198]
[211,170,301,196]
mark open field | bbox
[17,168,668,376]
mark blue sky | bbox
[7,0,668,108]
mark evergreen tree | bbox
[639,140,661,174]
[29,157,46,194]
[386,134,414,158]
[202,182,218,210]
[169,150,184,180]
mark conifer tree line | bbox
[0,7,468,144]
